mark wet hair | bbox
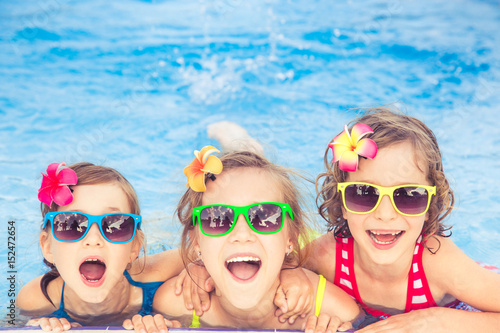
[176,151,312,271]
[316,107,453,250]
[39,162,144,306]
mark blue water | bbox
[1,0,500,326]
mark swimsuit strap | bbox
[46,282,77,322]
[60,282,65,308]
[123,270,163,316]
[314,275,326,317]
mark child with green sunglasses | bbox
[285,107,500,332]
[124,150,364,332]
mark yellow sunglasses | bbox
[337,182,436,216]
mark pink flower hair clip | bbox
[329,123,378,172]
[38,162,78,206]
[183,146,223,192]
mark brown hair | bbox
[176,151,311,270]
[316,107,453,248]
[40,162,143,305]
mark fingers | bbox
[205,277,215,292]
[174,269,188,296]
[181,277,194,311]
[303,314,343,333]
[123,318,134,330]
[198,282,212,312]
[167,319,182,329]
[126,315,178,333]
[131,314,151,333]
[190,281,204,316]
[337,320,353,332]
[303,315,318,333]
[26,317,72,332]
[324,315,342,333]
[274,286,288,315]
[153,314,169,333]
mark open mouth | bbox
[368,230,405,245]
[79,258,106,284]
[225,256,262,281]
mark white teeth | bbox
[369,231,403,245]
[81,274,99,282]
[86,258,98,262]
[226,256,260,263]
[371,231,402,236]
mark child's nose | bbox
[228,214,256,243]
[83,223,104,247]
[374,195,398,221]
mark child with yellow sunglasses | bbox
[298,107,500,332]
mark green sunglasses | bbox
[192,202,293,237]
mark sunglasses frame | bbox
[43,211,142,244]
[192,202,294,237]
[337,182,436,217]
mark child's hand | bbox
[274,268,314,324]
[303,313,353,333]
[174,263,214,316]
[123,314,181,333]
[26,317,81,331]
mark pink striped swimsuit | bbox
[334,234,436,318]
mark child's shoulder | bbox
[17,275,63,315]
[423,235,483,288]
[305,232,338,281]
[152,276,191,318]
[129,249,184,283]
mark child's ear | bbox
[342,206,348,220]
[286,239,293,254]
[130,231,143,263]
[40,231,54,264]
[189,229,201,254]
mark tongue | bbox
[374,233,398,243]
[79,261,106,281]
[227,261,260,280]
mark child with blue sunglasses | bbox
[281,107,500,332]
[17,162,186,331]
[124,149,364,333]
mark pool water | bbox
[1,0,500,326]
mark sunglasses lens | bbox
[393,187,429,215]
[248,204,283,233]
[101,214,137,243]
[52,212,88,241]
[344,184,379,213]
[199,206,235,236]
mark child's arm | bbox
[307,269,363,325]
[357,237,500,332]
[153,276,196,327]
[274,268,314,323]
[16,276,61,316]
[131,249,213,316]
[303,232,337,280]
[124,276,194,333]
[18,276,80,331]
[130,249,185,282]
[273,233,338,323]
[173,263,214,316]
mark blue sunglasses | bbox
[44,211,141,244]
